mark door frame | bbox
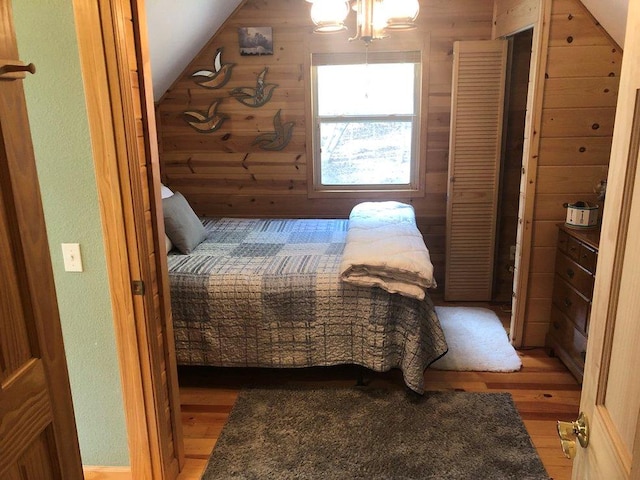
[72,0,182,478]
[492,0,552,347]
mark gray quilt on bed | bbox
[167,218,447,393]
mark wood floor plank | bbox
[175,345,581,479]
[174,295,578,479]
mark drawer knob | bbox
[564,298,572,308]
[567,268,575,279]
[553,321,560,329]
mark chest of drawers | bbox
[545,225,600,383]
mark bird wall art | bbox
[183,100,228,133]
[252,109,294,151]
[191,48,235,89]
[230,67,278,108]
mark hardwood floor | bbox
[176,347,580,479]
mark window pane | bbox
[319,121,412,185]
[317,63,415,116]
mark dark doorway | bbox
[493,28,534,305]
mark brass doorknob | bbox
[557,412,589,459]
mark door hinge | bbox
[132,280,145,296]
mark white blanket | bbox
[339,201,436,300]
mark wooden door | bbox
[572,0,640,476]
[0,1,83,478]
[72,0,183,478]
[446,40,508,301]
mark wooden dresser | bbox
[545,224,600,383]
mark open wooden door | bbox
[567,0,640,477]
[446,40,508,301]
[0,1,83,478]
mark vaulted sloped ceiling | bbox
[146,0,243,100]
[146,0,630,102]
[580,0,629,47]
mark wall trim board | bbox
[493,0,539,38]
[83,466,132,480]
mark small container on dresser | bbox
[545,224,600,383]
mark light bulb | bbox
[310,0,350,33]
[382,0,419,30]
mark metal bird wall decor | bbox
[230,67,278,108]
[183,99,228,133]
[252,109,294,151]
[191,48,235,89]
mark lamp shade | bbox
[310,0,350,33]
[383,0,419,30]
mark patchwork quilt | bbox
[167,217,447,393]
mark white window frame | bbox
[310,51,423,196]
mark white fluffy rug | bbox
[431,306,522,371]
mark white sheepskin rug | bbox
[431,306,522,371]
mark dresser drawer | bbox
[555,251,594,299]
[549,306,588,369]
[566,236,581,262]
[546,225,599,383]
[552,276,589,334]
[578,244,597,273]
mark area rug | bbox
[202,388,548,479]
[431,306,522,372]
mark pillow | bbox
[161,183,174,199]
[164,233,174,254]
[162,192,206,254]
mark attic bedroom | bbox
[6,0,637,479]
[153,0,618,370]
[152,0,622,476]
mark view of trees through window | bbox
[315,61,417,187]
[319,121,412,185]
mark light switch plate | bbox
[61,243,83,272]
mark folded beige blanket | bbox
[339,201,436,300]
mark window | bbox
[311,51,422,193]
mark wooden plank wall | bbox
[156,0,496,290]
[522,0,621,345]
[156,0,621,346]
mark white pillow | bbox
[164,234,174,254]
[161,183,174,199]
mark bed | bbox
[165,200,447,394]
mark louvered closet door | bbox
[445,40,508,301]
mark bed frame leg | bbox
[355,366,368,387]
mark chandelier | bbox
[306,0,420,44]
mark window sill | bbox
[307,187,424,200]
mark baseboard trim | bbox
[83,466,132,479]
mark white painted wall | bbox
[580,0,629,48]
[146,0,243,100]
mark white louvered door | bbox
[445,40,508,301]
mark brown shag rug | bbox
[202,388,549,479]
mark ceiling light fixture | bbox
[306,0,420,45]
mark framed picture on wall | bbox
[238,27,273,56]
